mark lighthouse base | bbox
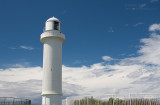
[42,94,61,105]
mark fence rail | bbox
[0,97,31,105]
[66,94,160,105]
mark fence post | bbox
[112,95,114,105]
[66,98,68,105]
[4,97,6,104]
[149,96,151,105]
[129,94,131,105]
[13,98,15,105]
[98,97,99,105]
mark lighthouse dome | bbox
[46,16,60,23]
[45,16,61,31]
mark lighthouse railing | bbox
[0,97,31,105]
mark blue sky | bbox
[0,0,159,67]
[0,0,160,104]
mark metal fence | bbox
[0,97,31,105]
[66,94,160,105]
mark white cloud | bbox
[20,45,34,50]
[149,24,160,31]
[0,66,42,104]
[0,66,42,82]
[1,23,160,104]
[102,56,113,61]
[136,34,160,65]
[1,61,160,104]
[0,63,160,103]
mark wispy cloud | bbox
[150,0,159,3]
[125,0,158,11]
[9,45,34,50]
[125,24,129,27]
[125,23,144,27]
[73,60,88,65]
[134,22,144,27]
[139,3,147,8]
[20,45,34,50]
[102,56,113,61]
[3,62,31,68]
[9,46,17,50]
[108,27,114,33]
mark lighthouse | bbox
[40,17,65,105]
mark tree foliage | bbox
[72,97,160,105]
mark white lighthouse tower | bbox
[40,17,65,105]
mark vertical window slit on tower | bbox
[54,21,59,30]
